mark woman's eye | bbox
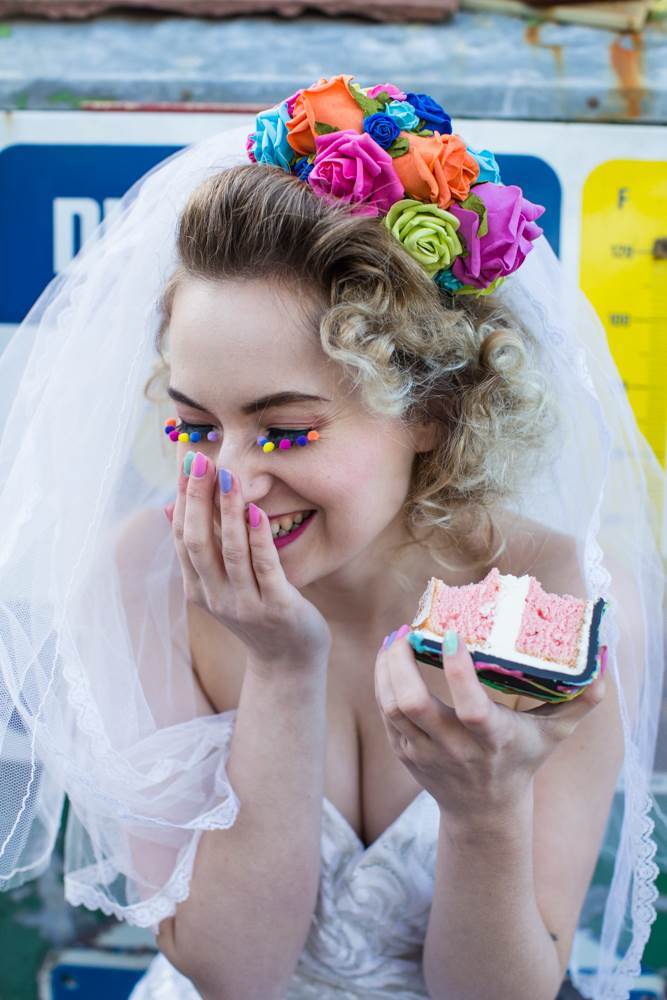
[266,427,309,437]
[175,420,219,442]
[257,427,320,451]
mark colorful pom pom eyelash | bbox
[164,418,320,451]
[164,418,219,443]
[257,429,320,452]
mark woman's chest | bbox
[188,608,427,849]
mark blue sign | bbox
[0,143,561,325]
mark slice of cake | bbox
[407,568,608,703]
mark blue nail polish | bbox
[219,468,233,494]
[385,630,398,650]
[443,630,458,656]
[183,451,195,477]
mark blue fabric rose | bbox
[467,147,502,184]
[294,156,314,181]
[383,100,420,132]
[405,93,452,134]
[434,268,466,293]
[362,113,401,150]
[254,100,294,172]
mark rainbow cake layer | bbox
[407,568,608,703]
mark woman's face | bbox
[167,276,434,591]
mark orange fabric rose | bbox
[286,74,365,156]
[391,132,480,209]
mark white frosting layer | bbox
[416,573,595,678]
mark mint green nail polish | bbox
[443,630,458,656]
[183,451,195,477]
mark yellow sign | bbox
[580,160,667,471]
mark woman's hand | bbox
[374,625,607,820]
[166,451,331,677]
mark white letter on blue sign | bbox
[53,198,101,272]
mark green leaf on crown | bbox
[349,84,384,117]
[414,119,435,137]
[459,192,489,238]
[387,136,410,158]
[369,89,394,109]
[314,121,339,135]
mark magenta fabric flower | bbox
[246,132,257,162]
[285,88,303,118]
[366,82,407,102]
[308,130,404,217]
[450,183,545,289]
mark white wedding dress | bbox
[128,712,441,999]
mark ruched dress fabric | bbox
[128,729,441,999]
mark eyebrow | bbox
[167,386,331,415]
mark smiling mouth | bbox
[270,510,315,538]
[211,507,316,540]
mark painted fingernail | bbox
[384,630,398,650]
[248,502,261,529]
[395,624,411,641]
[600,645,608,677]
[443,630,458,656]
[219,468,233,494]
[183,451,195,477]
[191,452,208,478]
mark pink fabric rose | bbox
[285,88,303,118]
[308,130,404,217]
[246,132,257,162]
[450,182,545,289]
[366,82,407,101]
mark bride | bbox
[0,76,663,1000]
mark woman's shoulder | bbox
[493,508,584,599]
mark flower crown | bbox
[246,74,545,297]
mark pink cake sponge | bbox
[415,567,502,645]
[517,577,586,669]
[412,567,592,672]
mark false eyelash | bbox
[264,427,312,439]
[174,421,311,440]
[176,420,216,434]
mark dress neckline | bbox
[323,789,431,855]
[222,707,432,855]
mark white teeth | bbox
[270,511,312,537]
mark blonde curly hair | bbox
[145,163,560,574]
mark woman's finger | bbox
[375,637,411,750]
[441,631,499,740]
[523,674,607,739]
[217,468,259,602]
[245,502,292,607]
[377,627,436,751]
[170,451,201,592]
[183,452,226,597]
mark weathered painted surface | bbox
[0,12,665,122]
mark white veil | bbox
[0,121,664,1000]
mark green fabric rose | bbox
[385,199,463,276]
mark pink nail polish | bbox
[600,645,608,677]
[191,452,208,478]
[395,624,410,640]
[248,503,261,529]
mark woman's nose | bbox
[214,441,273,500]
